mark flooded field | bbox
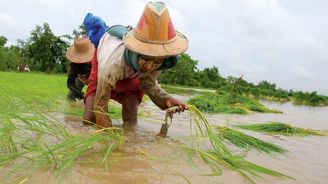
[24,95,328,184]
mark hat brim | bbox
[123,30,189,57]
[66,45,95,64]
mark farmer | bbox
[83,2,189,128]
[66,36,94,102]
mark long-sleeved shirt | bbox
[93,33,171,117]
[67,63,91,99]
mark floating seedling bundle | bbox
[211,126,287,154]
[235,122,328,136]
[159,105,292,184]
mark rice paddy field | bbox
[1,71,328,184]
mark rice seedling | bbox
[292,91,328,106]
[235,122,328,136]
[0,72,134,183]
[0,114,124,183]
[211,126,287,154]
[159,105,292,183]
[188,91,280,114]
[0,72,297,183]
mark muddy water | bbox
[26,96,328,184]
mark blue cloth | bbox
[158,56,178,70]
[107,25,132,39]
[83,13,107,48]
[124,49,178,72]
[124,49,140,72]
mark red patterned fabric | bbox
[111,77,144,103]
[85,49,98,99]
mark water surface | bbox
[26,97,328,184]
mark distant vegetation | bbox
[0,22,327,106]
[0,23,84,73]
[158,54,328,106]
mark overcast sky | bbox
[1,0,327,94]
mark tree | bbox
[196,67,223,88]
[203,67,219,81]
[258,80,276,90]
[159,53,199,86]
[0,36,7,47]
[0,36,21,71]
[26,23,69,73]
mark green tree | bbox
[5,46,20,70]
[258,80,276,90]
[0,36,21,71]
[203,67,219,81]
[198,67,222,88]
[0,36,7,47]
[26,23,69,73]
[159,53,199,86]
[0,36,7,70]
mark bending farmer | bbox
[83,2,189,128]
[66,36,94,101]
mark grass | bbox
[161,105,292,184]
[291,91,328,106]
[0,113,124,183]
[211,126,287,154]
[161,84,211,95]
[188,91,280,114]
[0,72,123,118]
[235,122,328,136]
[0,72,297,183]
[0,72,125,183]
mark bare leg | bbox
[83,94,95,125]
[120,94,139,126]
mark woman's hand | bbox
[166,97,187,113]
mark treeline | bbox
[0,23,84,73]
[158,54,328,106]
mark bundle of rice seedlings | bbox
[188,92,279,114]
[160,105,292,183]
[235,122,328,136]
[212,126,287,154]
[0,114,124,183]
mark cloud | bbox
[292,66,315,79]
[0,13,28,42]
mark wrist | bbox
[165,97,173,108]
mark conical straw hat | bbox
[66,37,95,63]
[123,2,189,57]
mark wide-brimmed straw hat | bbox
[123,2,189,57]
[66,37,95,63]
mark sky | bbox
[1,0,327,94]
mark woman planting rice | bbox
[66,36,94,102]
[83,2,189,128]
